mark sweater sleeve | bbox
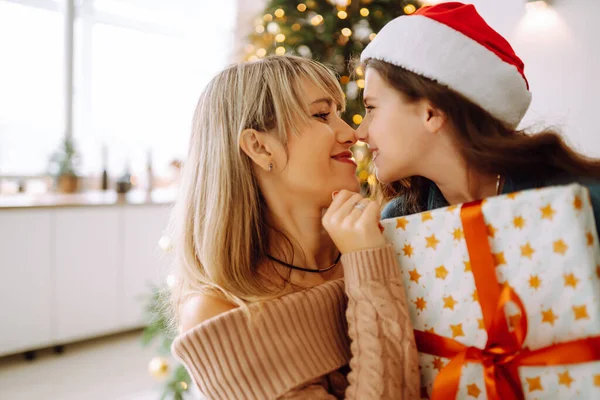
[341,244,420,399]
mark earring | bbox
[268,163,273,172]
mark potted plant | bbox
[49,136,81,193]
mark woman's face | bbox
[356,68,431,183]
[273,79,359,206]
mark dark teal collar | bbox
[426,176,535,210]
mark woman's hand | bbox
[322,190,387,254]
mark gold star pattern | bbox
[403,243,414,258]
[521,243,535,259]
[513,216,526,229]
[453,228,464,241]
[542,308,558,325]
[540,204,556,220]
[563,273,579,289]
[447,205,458,212]
[421,212,433,222]
[443,295,457,310]
[425,234,440,250]
[529,275,541,290]
[432,357,444,372]
[425,327,436,334]
[587,231,594,247]
[507,192,518,200]
[557,371,574,388]
[487,224,497,238]
[493,252,506,267]
[435,265,448,280]
[573,195,583,211]
[526,376,543,392]
[467,383,481,398]
[594,374,600,387]
[573,305,589,320]
[472,289,478,302]
[450,323,464,338]
[396,217,409,230]
[478,318,485,330]
[554,239,568,255]
[464,261,472,272]
[409,268,421,283]
[414,297,427,311]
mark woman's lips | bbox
[332,151,357,166]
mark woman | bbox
[357,2,600,230]
[169,55,419,399]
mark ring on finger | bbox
[353,201,369,211]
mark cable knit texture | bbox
[172,245,420,399]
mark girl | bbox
[169,55,419,399]
[357,2,600,230]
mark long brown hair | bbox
[365,59,600,214]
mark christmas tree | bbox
[245,0,422,190]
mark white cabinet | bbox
[0,210,53,357]
[54,208,122,343]
[0,203,171,356]
[121,206,171,329]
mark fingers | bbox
[335,192,365,219]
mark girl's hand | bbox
[322,190,387,254]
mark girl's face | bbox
[356,68,433,184]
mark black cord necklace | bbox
[266,252,342,273]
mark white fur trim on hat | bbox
[361,15,532,129]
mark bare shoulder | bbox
[179,291,238,333]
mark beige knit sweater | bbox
[172,245,420,399]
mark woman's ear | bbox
[239,129,275,171]
[420,101,447,134]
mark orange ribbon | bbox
[414,199,600,400]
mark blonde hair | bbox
[169,56,345,314]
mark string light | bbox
[356,79,365,88]
[256,48,267,57]
[297,3,307,12]
[369,33,377,41]
[245,44,255,53]
[404,4,417,15]
[352,114,363,124]
[340,75,350,84]
[275,33,286,42]
[355,66,364,76]
[341,28,352,37]
[248,55,259,62]
[166,274,176,287]
[255,25,265,33]
[367,174,377,186]
[360,8,370,17]
[180,382,188,391]
[292,23,301,31]
[311,15,324,25]
[337,10,348,19]
[275,46,286,55]
[274,8,285,18]
[263,14,273,22]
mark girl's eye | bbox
[313,113,330,121]
[365,106,375,112]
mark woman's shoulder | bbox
[172,279,349,400]
[179,291,238,333]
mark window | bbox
[0,0,236,181]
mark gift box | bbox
[380,184,600,399]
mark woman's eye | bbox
[313,113,330,121]
[365,106,375,112]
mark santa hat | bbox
[361,2,531,129]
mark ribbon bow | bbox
[414,200,600,400]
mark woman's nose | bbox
[337,119,357,146]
